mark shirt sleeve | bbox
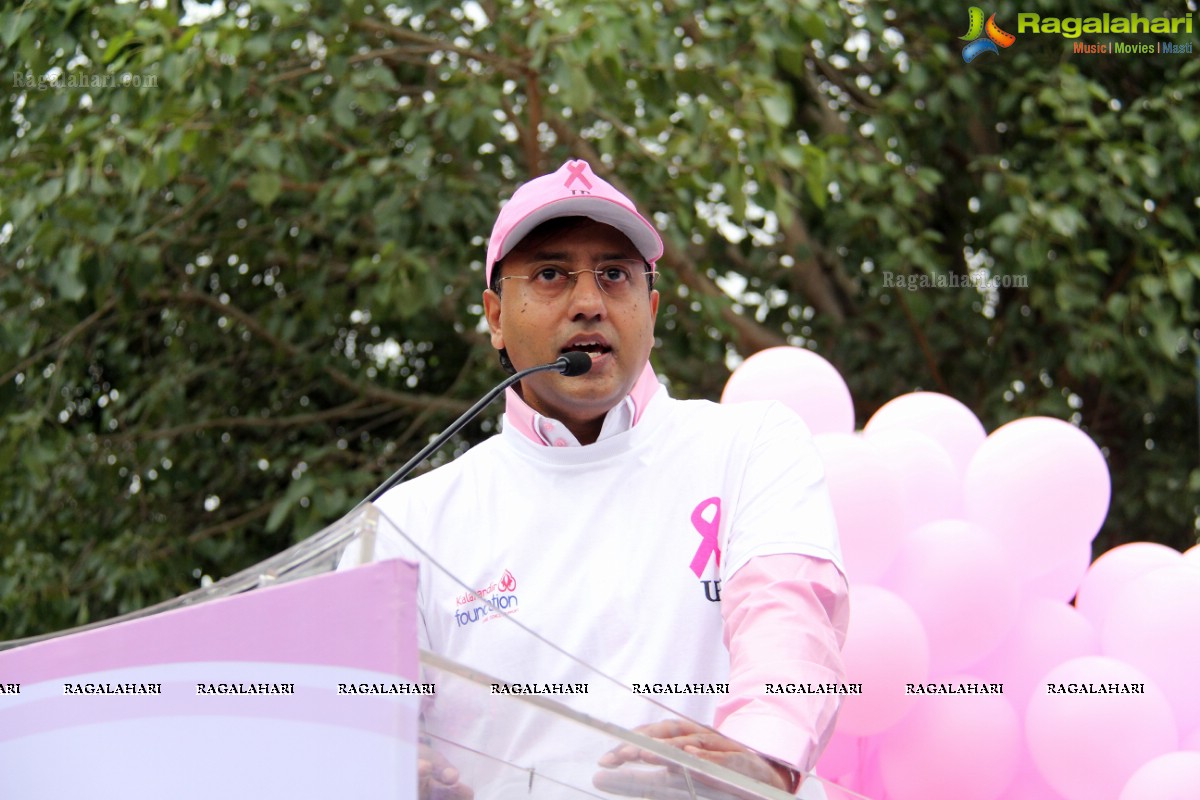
[713,553,849,773]
[718,402,842,579]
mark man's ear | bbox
[483,288,504,351]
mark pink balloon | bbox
[1118,752,1200,800]
[878,674,1021,800]
[861,428,963,535]
[1075,542,1182,630]
[1182,543,1200,568]
[971,597,1099,711]
[813,433,905,583]
[818,736,888,800]
[837,585,930,736]
[721,346,854,435]
[1023,540,1093,603]
[964,417,1111,581]
[1026,656,1177,800]
[863,392,986,475]
[815,730,863,785]
[1183,726,1200,751]
[819,780,875,800]
[995,746,1069,800]
[856,756,889,800]
[882,520,1020,672]
[1102,565,1200,735]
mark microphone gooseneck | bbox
[363,354,592,503]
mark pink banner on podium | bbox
[0,559,419,800]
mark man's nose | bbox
[566,270,607,318]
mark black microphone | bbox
[363,352,592,503]
[556,350,593,377]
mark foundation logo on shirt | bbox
[498,569,516,592]
[961,7,1016,63]
[454,569,520,627]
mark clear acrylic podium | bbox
[1,503,869,800]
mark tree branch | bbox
[157,289,472,414]
[891,288,949,392]
[102,399,393,444]
[177,174,324,194]
[186,501,275,546]
[0,296,118,386]
[352,18,532,78]
[523,71,545,175]
[807,45,878,113]
[764,166,848,323]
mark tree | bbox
[2,0,1197,639]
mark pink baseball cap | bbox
[485,159,664,285]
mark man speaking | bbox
[344,159,847,798]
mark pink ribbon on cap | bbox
[689,497,722,578]
[564,161,594,190]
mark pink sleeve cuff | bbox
[714,554,849,772]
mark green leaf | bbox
[1,9,33,48]
[1150,318,1182,360]
[37,177,63,206]
[51,244,86,302]
[761,93,792,127]
[266,476,317,533]
[331,86,357,129]
[559,64,595,110]
[1186,255,1200,280]
[65,152,88,196]
[1054,281,1094,312]
[255,140,283,171]
[1180,117,1200,142]
[174,26,200,52]
[448,112,473,142]
[331,178,356,208]
[780,145,804,170]
[244,35,273,59]
[1047,206,1085,238]
[1105,294,1129,321]
[103,30,137,64]
[1166,265,1194,306]
[247,172,282,206]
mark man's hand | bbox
[594,719,799,798]
[418,742,474,800]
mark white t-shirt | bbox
[345,383,842,796]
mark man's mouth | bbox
[561,338,612,360]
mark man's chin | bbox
[540,383,628,419]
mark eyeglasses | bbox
[497,259,657,301]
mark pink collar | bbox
[503,362,660,446]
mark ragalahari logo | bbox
[961,7,1017,62]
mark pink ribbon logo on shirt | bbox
[689,497,722,578]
